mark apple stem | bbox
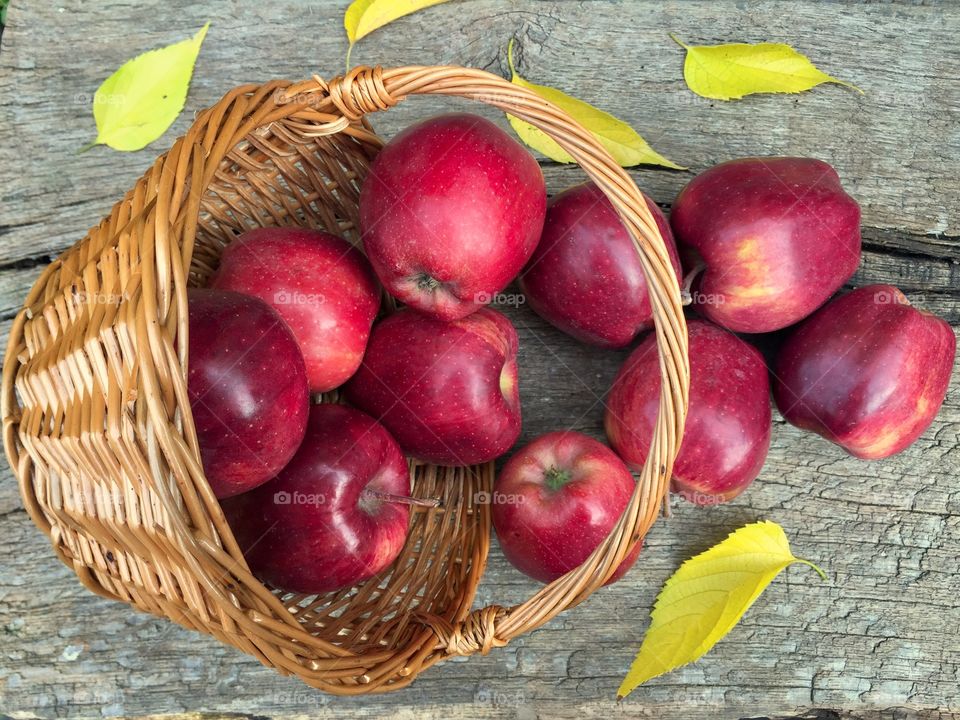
[416,273,442,291]
[544,466,571,491]
[679,262,707,306]
[362,489,441,509]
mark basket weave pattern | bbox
[1,65,689,693]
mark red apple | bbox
[345,307,521,465]
[774,284,956,459]
[605,319,772,504]
[519,182,682,348]
[210,227,380,393]
[492,431,641,585]
[220,404,411,594]
[187,288,309,498]
[670,157,861,333]
[359,113,546,320]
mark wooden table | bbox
[1,2,958,718]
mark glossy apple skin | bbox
[519,182,683,348]
[345,307,521,465]
[605,319,772,503]
[360,113,546,320]
[211,227,380,393]
[774,285,956,459]
[220,404,410,594]
[671,157,861,333]
[187,288,309,498]
[493,431,641,585]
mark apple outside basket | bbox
[1,65,690,694]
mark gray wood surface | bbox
[1,1,958,719]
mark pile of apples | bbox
[188,113,956,595]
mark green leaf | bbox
[671,34,861,101]
[89,23,210,152]
[505,40,684,170]
[617,520,826,700]
[344,0,452,67]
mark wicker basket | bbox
[1,65,689,694]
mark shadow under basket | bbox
[1,66,689,694]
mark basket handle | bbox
[288,65,691,653]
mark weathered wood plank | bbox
[2,303,957,718]
[1,0,959,264]
[1,1,958,719]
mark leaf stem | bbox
[794,557,828,581]
[837,78,865,95]
[77,140,98,154]
[506,37,518,78]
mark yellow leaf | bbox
[671,34,861,101]
[90,23,210,152]
[617,520,826,700]
[505,40,684,170]
[344,0,452,55]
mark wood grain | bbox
[0,1,958,718]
